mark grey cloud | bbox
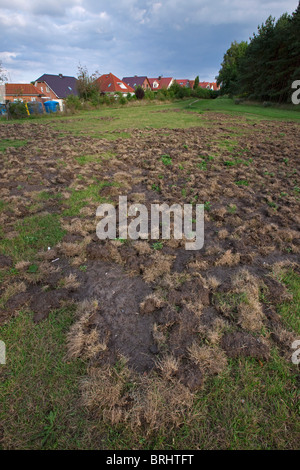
[0,0,298,83]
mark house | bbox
[35,73,78,109]
[95,73,134,95]
[199,81,220,91]
[122,76,151,91]
[148,77,174,91]
[5,83,43,103]
[175,79,194,88]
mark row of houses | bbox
[1,72,219,108]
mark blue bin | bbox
[27,101,44,115]
[44,101,59,113]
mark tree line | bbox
[216,2,300,103]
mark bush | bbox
[119,96,127,105]
[135,86,145,100]
[65,94,82,111]
[144,89,155,100]
[210,89,220,99]
[156,90,168,101]
[195,87,211,99]
[7,101,28,119]
[168,82,191,99]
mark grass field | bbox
[0,98,299,449]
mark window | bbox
[31,98,36,101]
[68,86,72,91]
[117,82,127,89]
[41,87,43,92]
[46,87,49,92]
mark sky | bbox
[0,0,298,84]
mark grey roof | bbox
[36,74,78,98]
[122,76,148,89]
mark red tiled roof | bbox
[148,77,173,90]
[175,79,191,88]
[199,81,219,91]
[5,83,41,95]
[95,73,134,93]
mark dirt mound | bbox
[221,331,270,359]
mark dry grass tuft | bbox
[140,293,164,314]
[134,241,152,255]
[152,323,168,349]
[206,275,221,290]
[188,343,228,376]
[59,242,81,257]
[215,250,240,267]
[1,281,27,306]
[143,252,174,283]
[232,269,264,331]
[198,318,227,345]
[67,299,109,360]
[15,261,31,271]
[218,229,229,240]
[156,354,180,380]
[187,259,209,271]
[81,363,195,435]
[60,273,80,290]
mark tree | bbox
[237,8,299,102]
[76,64,100,100]
[216,40,248,95]
[193,76,199,89]
[135,85,145,100]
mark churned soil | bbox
[0,112,299,386]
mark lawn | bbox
[0,98,299,449]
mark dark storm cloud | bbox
[0,0,298,82]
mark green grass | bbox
[277,270,300,333]
[62,181,115,216]
[0,214,65,261]
[0,200,9,213]
[182,348,299,450]
[187,97,300,121]
[0,308,87,450]
[74,154,102,165]
[0,139,28,152]
[2,99,299,140]
[35,191,62,202]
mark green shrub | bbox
[144,89,155,100]
[135,86,145,100]
[119,96,127,105]
[65,94,82,111]
[8,101,28,119]
[195,87,211,99]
